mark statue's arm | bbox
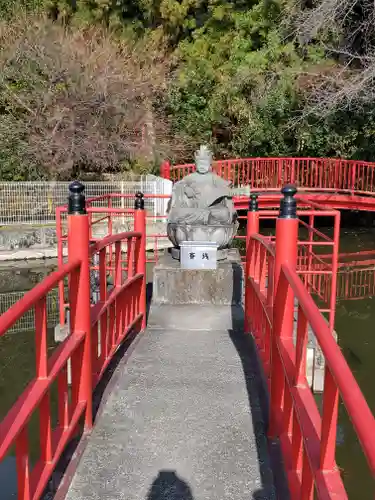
[169,181,192,209]
[169,182,183,209]
[213,174,231,189]
[167,196,172,213]
[184,185,196,198]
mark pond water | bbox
[0,229,374,499]
[331,228,375,499]
[0,261,58,498]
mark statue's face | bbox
[195,145,212,174]
[196,159,211,174]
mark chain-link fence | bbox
[0,266,107,332]
[0,176,172,226]
[0,290,59,333]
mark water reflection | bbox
[0,262,57,499]
[0,457,17,499]
[335,295,375,499]
[331,231,375,500]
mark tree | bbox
[0,16,183,179]
[3,0,375,173]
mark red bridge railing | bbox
[55,192,169,325]
[310,251,375,302]
[55,190,341,332]
[0,183,146,500]
[1,180,374,499]
[245,186,375,499]
[243,193,340,332]
[161,157,375,195]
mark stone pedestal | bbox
[153,248,243,305]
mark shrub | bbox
[0,15,180,179]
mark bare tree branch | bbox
[0,16,190,178]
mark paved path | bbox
[65,305,282,500]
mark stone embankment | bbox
[0,220,171,261]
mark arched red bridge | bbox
[161,156,375,211]
[0,164,374,500]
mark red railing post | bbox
[245,194,259,332]
[134,192,147,330]
[329,211,340,332]
[291,158,296,184]
[67,181,93,430]
[56,206,66,327]
[160,160,171,180]
[306,214,314,292]
[269,185,298,438]
[351,161,357,194]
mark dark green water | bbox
[0,262,58,498]
[0,236,374,498]
[331,229,375,499]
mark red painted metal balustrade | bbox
[242,193,341,333]
[245,186,375,499]
[1,179,374,500]
[56,190,341,332]
[0,183,147,500]
[161,157,375,196]
[55,192,169,326]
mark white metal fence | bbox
[0,175,173,226]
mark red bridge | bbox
[162,156,375,212]
[0,157,374,500]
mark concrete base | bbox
[307,330,338,393]
[153,248,243,305]
[292,307,338,393]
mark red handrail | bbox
[90,230,142,254]
[245,202,375,499]
[0,195,147,500]
[0,260,80,336]
[250,233,276,257]
[282,263,375,471]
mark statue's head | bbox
[194,145,212,174]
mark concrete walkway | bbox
[65,305,282,500]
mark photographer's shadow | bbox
[146,470,194,500]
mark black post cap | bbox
[68,181,86,215]
[135,191,145,210]
[279,184,297,219]
[248,193,259,212]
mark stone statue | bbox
[167,145,238,260]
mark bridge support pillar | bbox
[67,181,93,430]
[245,194,259,333]
[134,192,147,331]
[269,185,298,439]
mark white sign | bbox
[180,241,218,270]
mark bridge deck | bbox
[65,305,283,500]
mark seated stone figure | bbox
[168,146,236,225]
[167,145,238,259]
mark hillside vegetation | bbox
[1,0,375,179]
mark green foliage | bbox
[164,0,375,161]
[1,0,375,180]
[166,2,304,157]
[0,0,45,18]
